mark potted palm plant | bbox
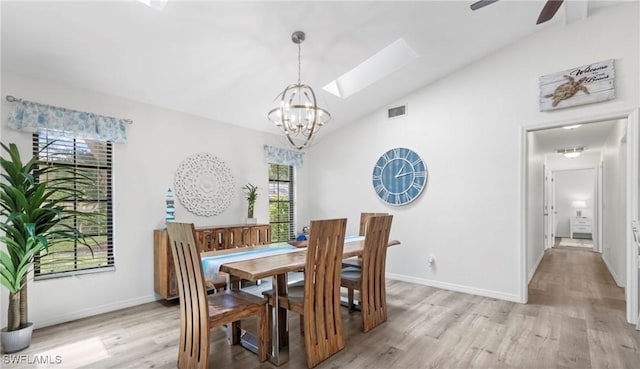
[242,183,259,224]
[0,143,97,353]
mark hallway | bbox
[528,246,638,368]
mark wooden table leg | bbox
[270,273,289,365]
[228,276,242,345]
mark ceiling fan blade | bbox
[536,0,564,24]
[470,0,499,11]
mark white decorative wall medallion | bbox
[174,153,235,216]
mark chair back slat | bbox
[361,215,393,332]
[359,212,388,236]
[303,218,347,368]
[167,222,210,369]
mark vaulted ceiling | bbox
[1,1,623,139]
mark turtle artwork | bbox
[545,75,590,107]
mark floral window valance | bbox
[8,99,129,143]
[264,145,304,168]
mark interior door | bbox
[550,172,557,248]
[543,166,555,249]
[626,108,639,325]
[543,165,549,249]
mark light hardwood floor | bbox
[4,247,639,368]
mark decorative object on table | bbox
[372,147,427,206]
[539,59,615,111]
[164,188,175,229]
[173,153,235,217]
[267,31,330,151]
[0,143,99,353]
[295,225,310,241]
[242,183,259,224]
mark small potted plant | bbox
[242,183,259,224]
[0,143,97,353]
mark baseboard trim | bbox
[36,294,158,328]
[528,251,545,283]
[601,254,624,287]
[386,273,521,303]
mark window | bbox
[33,131,114,279]
[269,164,294,242]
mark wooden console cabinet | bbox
[154,223,271,299]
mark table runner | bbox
[202,244,300,278]
[201,235,365,279]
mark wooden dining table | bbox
[201,237,401,366]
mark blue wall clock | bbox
[372,147,427,206]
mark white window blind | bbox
[268,164,295,242]
[33,130,114,279]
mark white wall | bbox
[0,71,286,328]
[301,3,639,302]
[526,132,544,282]
[602,120,628,287]
[553,169,595,238]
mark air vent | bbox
[387,104,407,119]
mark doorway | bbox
[550,168,597,250]
[522,108,639,325]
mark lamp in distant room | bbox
[572,200,587,217]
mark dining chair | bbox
[263,218,347,368]
[342,212,388,269]
[341,214,393,332]
[166,222,268,369]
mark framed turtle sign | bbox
[539,59,615,111]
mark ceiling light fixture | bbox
[557,147,584,158]
[562,124,582,130]
[267,31,330,150]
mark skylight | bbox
[137,0,167,11]
[323,38,419,99]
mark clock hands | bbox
[394,164,412,178]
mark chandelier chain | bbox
[297,43,301,85]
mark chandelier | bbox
[267,31,331,150]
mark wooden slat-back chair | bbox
[166,222,268,369]
[264,218,347,368]
[342,212,388,269]
[341,215,393,332]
